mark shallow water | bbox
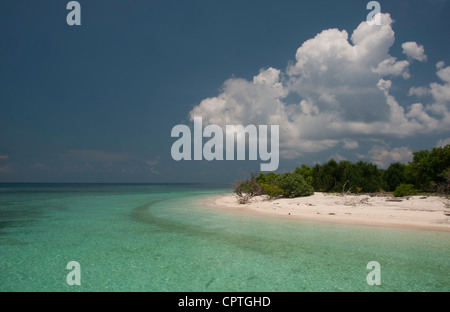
[0,183,448,291]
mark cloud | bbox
[402,42,427,62]
[190,67,286,127]
[189,13,448,161]
[372,57,410,79]
[342,139,359,149]
[364,145,413,168]
[329,153,347,162]
[428,63,450,122]
[408,86,430,97]
[436,64,450,83]
[405,61,450,133]
[437,138,450,147]
[0,154,9,160]
[436,61,445,70]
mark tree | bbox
[256,172,278,185]
[277,172,314,198]
[384,163,406,192]
[234,145,449,202]
[405,145,450,191]
[312,159,338,192]
[294,165,313,186]
[335,160,356,192]
[353,161,382,193]
[233,174,263,204]
[437,168,450,208]
[310,160,382,193]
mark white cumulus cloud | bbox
[402,42,427,62]
[408,86,430,97]
[365,145,413,168]
[436,138,450,147]
[372,57,410,79]
[189,13,449,161]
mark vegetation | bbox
[233,174,263,204]
[383,163,407,192]
[233,145,450,203]
[260,183,284,199]
[268,172,314,198]
[393,184,418,197]
[310,160,382,193]
[405,145,450,191]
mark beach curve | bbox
[204,192,450,232]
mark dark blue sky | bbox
[1,0,449,183]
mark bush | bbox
[277,172,314,198]
[234,176,264,204]
[257,172,315,198]
[393,184,418,197]
[261,183,284,199]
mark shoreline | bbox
[204,192,450,232]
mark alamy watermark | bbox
[65,2,381,28]
[366,261,381,286]
[170,117,279,171]
[63,259,381,287]
[66,1,81,26]
[66,261,81,286]
[367,1,381,26]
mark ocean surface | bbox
[0,183,448,292]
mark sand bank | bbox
[205,192,450,232]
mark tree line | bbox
[234,144,450,201]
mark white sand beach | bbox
[206,193,450,232]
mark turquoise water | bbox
[0,183,449,292]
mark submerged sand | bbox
[206,192,450,232]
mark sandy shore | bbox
[205,192,450,232]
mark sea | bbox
[0,183,448,292]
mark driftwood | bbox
[386,198,403,202]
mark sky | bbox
[0,0,450,183]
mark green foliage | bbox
[311,159,338,192]
[294,165,313,186]
[353,161,382,193]
[393,184,418,197]
[238,171,314,200]
[407,145,450,191]
[234,145,449,200]
[234,175,263,198]
[334,160,355,192]
[277,172,314,198]
[256,172,278,185]
[384,163,407,191]
[436,167,450,196]
[261,183,284,198]
[310,159,382,193]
